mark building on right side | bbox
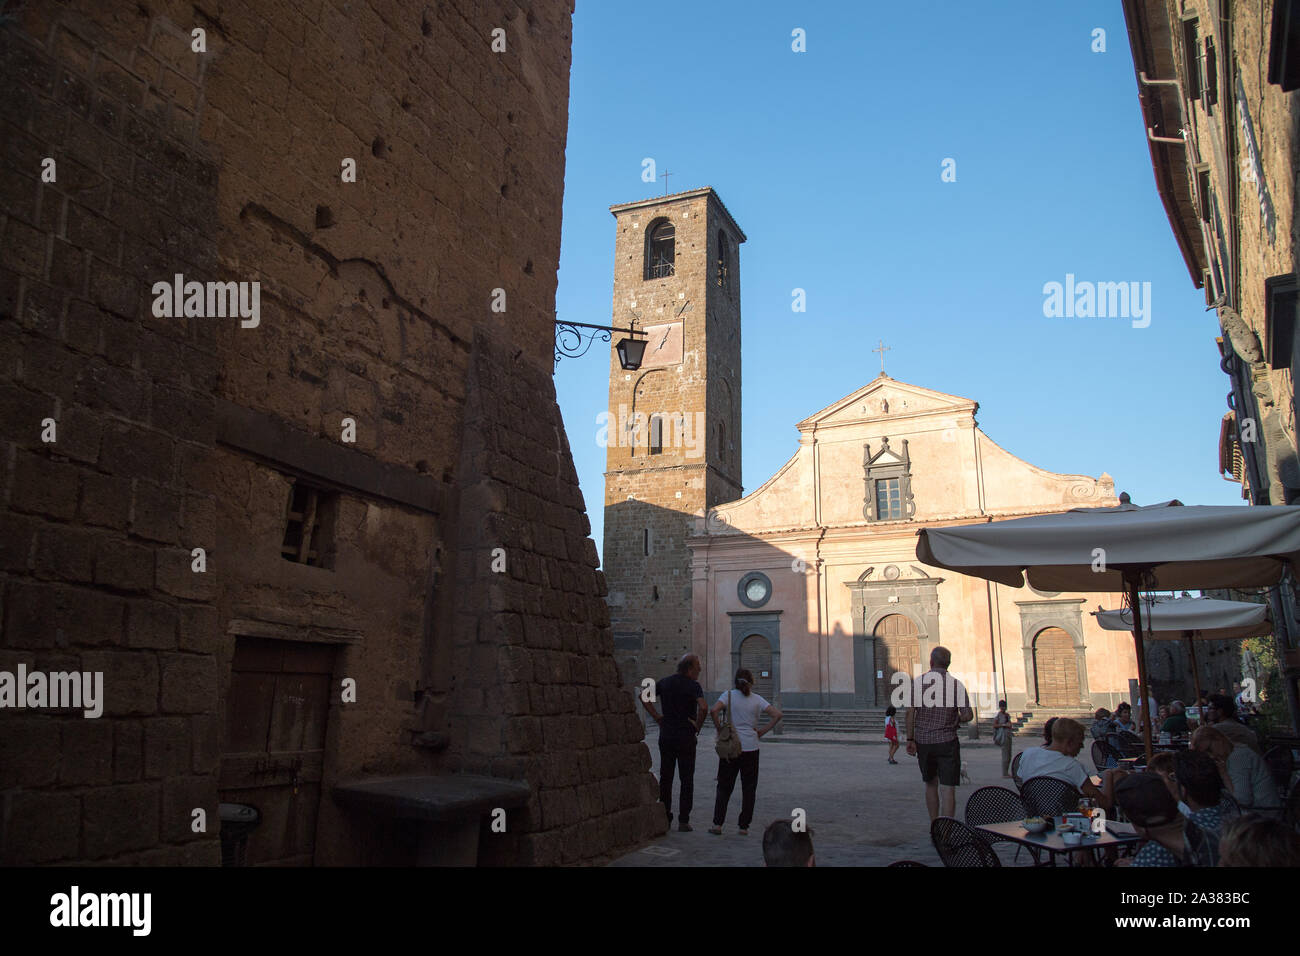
[1121,0,1300,731]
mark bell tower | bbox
[601,187,745,689]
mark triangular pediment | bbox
[872,450,903,464]
[797,375,978,432]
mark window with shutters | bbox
[281,480,339,568]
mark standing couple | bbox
[643,653,783,834]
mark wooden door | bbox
[739,634,774,700]
[219,637,336,866]
[874,614,920,704]
[1034,627,1080,706]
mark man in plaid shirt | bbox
[904,646,973,821]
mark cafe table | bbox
[973,820,1143,867]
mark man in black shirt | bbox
[643,653,706,831]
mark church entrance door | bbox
[874,614,920,705]
[739,634,774,700]
[1033,627,1080,706]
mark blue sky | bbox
[553,1,1243,566]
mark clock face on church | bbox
[640,322,683,368]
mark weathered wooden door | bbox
[219,637,336,866]
[739,634,774,700]
[874,613,920,704]
[1033,627,1080,706]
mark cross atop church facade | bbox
[660,169,671,195]
[873,339,890,374]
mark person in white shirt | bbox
[708,668,782,836]
[1016,717,1125,814]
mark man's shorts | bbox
[915,739,961,786]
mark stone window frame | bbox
[645,217,675,280]
[737,570,773,609]
[862,437,915,522]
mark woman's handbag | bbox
[715,690,743,760]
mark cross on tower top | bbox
[873,339,891,374]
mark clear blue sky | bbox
[553,0,1244,567]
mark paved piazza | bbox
[611,730,1033,867]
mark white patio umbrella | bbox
[1094,594,1272,730]
[915,499,1300,759]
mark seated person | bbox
[1016,717,1124,814]
[1040,716,1058,747]
[1144,752,1189,816]
[1191,726,1280,812]
[1161,700,1189,735]
[1219,814,1300,867]
[762,819,815,867]
[1112,703,1136,733]
[1090,708,1114,740]
[1205,694,1260,754]
[1173,749,1237,835]
[1114,773,1217,867]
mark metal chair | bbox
[1108,731,1141,757]
[1091,740,1119,772]
[1010,751,1025,788]
[964,786,1027,831]
[886,860,929,867]
[1019,776,1083,819]
[1263,746,1295,795]
[965,784,1032,864]
[930,816,1002,867]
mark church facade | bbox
[686,376,1138,714]
[598,188,1139,717]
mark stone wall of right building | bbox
[1123,0,1300,730]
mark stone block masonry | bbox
[0,0,665,866]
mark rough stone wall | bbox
[1223,1,1300,491]
[603,190,743,695]
[1,0,663,866]
[447,334,664,864]
[1,1,226,866]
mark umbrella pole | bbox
[1127,574,1154,763]
[1186,630,1204,729]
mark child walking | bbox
[884,704,900,764]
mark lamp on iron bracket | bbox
[554,315,647,370]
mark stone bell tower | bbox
[601,187,745,689]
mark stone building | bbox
[1122,0,1300,729]
[0,0,664,866]
[602,188,745,694]
[686,375,1139,717]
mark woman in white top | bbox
[708,668,782,836]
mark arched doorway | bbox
[874,614,920,704]
[739,634,774,700]
[1033,627,1080,706]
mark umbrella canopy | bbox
[915,500,1300,760]
[1094,595,1271,642]
[916,501,1300,592]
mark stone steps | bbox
[1015,710,1100,738]
[778,709,1033,736]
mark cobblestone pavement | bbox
[610,729,1035,867]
